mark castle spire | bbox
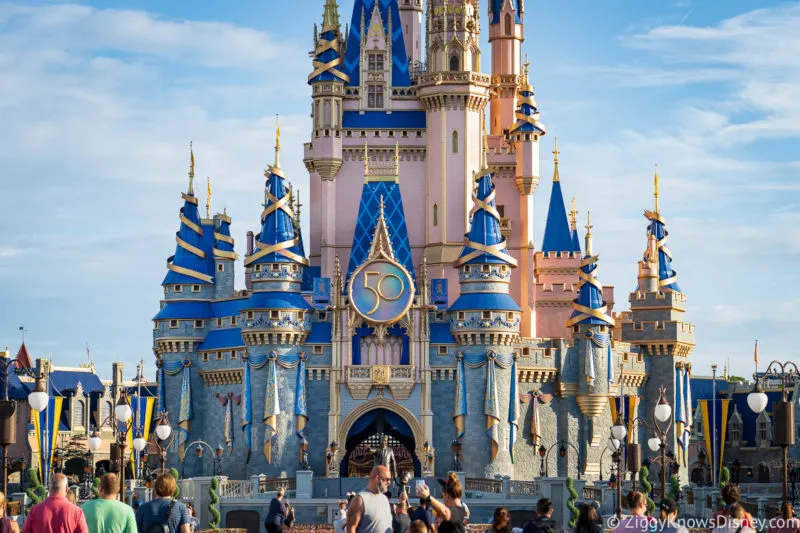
[206,177,211,219]
[653,164,660,214]
[273,115,281,170]
[322,0,341,30]
[566,212,614,327]
[643,167,681,292]
[509,60,545,135]
[188,141,195,195]
[569,197,581,254]
[541,139,573,254]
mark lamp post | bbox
[182,440,224,477]
[538,445,546,477]
[747,360,798,519]
[711,364,718,488]
[633,384,673,500]
[152,411,174,473]
[0,352,48,496]
[451,440,462,472]
[608,437,623,518]
[544,440,582,479]
[92,389,133,501]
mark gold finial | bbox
[188,141,195,195]
[653,163,660,214]
[482,133,489,169]
[552,138,560,182]
[274,114,281,168]
[295,191,302,225]
[379,194,385,217]
[523,54,530,82]
[569,197,578,230]
[585,211,593,256]
[206,177,211,218]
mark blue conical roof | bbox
[308,0,347,85]
[644,210,681,292]
[489,0,523,24]
[455,171,517,267]
[163,154,214,285]
[245,168,308,267]
[342,0,410,87]
[542,179,573,255]
[571,229,581,254]
[213,212,237,261]
[566,224,614,327]
[510,85,545,135]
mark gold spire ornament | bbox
[523,54,530,83]
[653,163,660,214]
[552,138,560,182]
[188,141,195,195]
[206,177,211,218]
[274,114,281,169]
[569,197,578,231]
[585,211,593,256]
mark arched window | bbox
[449,54,460,72]
[74,400,85,428]
[102,401,112,426]
[451,131,458,153]
[333,100,340,128]
[433,204,439,226]
[315,101,321,129]
[323,101,332,128]
[728,421,741,445]
[504,13,512,35]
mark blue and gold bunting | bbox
[509,355,520,462]
[295,353,308,440]
[700,398,729,482]
[33,396,64,486]
[675,365,685,465]
[453,353,467,441]
[128,396,155,478]
[683,366,693,466]
[156,363,166,415]
[242,357,253,463]
[485,352,501,461]
[263,352,281,463]
[177,362,193,461]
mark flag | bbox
[754,340,759,366]
[700,399,730,482]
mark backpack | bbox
[523,517,557,533]
[147,499,177,533]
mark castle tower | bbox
[450,159,520,477]
[398,0,423,66]
[213,209,237,299]
[620,169,694,481]
[418,0,489,286]
[488,0,524,135]
[508,59,545,337]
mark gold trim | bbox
[176,235,206,258]
[181,192,199,205]
[213,249,238,260]
[214,232,234,245]
[167,264,213,283]
[179,213,203,235]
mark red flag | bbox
[754,340,759,366]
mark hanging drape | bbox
[453,353,467,441]
[530,394,541,446]
[263,352,281,463]
[295,352,308,441]
[586,330,613,385]
[584,335,595,386]
[508,354,520,462]
[162,359,192,461]
[683,365,693,466]
[675,365,686,465]
[156,363,166,415]
[485,352,501,461]
[242,358,253,463]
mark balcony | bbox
[500,217,512,238]
[345,365,415,400]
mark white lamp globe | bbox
[88,435,102,452]
[156,423,172,441]
[28,391,49,412]
[133,436,147,452]
[607,438,620,452]
[747,391,769,414]
[647,437,661,452]
[115,402,132,423]
[611,422,627,441]
[655,402,672,423]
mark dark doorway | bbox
[758,463,771,483]
[227,510,260,533]
[341,408,419,477]
[691,467,706,485]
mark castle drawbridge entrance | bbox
[341,408,420,478]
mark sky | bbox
[0,0,798,381]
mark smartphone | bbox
[416,480,425,490]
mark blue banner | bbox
[431,279,448,308]
[313,277,330,305]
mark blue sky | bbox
[0,0,798,381]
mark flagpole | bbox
[711,364,717,487]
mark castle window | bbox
[292,264,299,272]
[501,265,507,273]
[729,421,741,445]
[360,131,366,137]
[255,264,262,272]
[231,316,238,326]
[271,264,280,271]
[457,312,465,320]
[497,204,506,218]
[323,100,332,128]
[313,345,324,355]
[438,346,448,355]
[507,312,514,321]
[315,101,321,129]
[504,13,512,35]
[202,353,209,362]
[452,131,458,154]
[368,53,385,72]
[435,312,445,321]
[217,263,224,272]
[481,264,490,273]
[388,131,395,138]
[482,311,491,319]
[174,285,182,293]
[194,320,204,328]
[170,320,179,329]
[637,354,643,363]
[102,402,112,426]
[368,85,384,108]
[402,131,408,138]
[318,311,328,320]
[246,311,254,320]
[522,347,530,356]
[416,131,422,137]
[270,310,280,319]
[231,351,237,360]
[433,204,439,226]
[759,421,769,443]
[298,312,305,321]
[74,401,85,428]
[216,318,223,327]
[465,266,471,273]
[449,55,460,72]
[192,285,201,293]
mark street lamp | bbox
[747,360,798,519]
[151,411,174,473]
[183,440,224,477]
[0,353,47,496]
[538,445,546,477]
[608,437,623,518]
[114,390,132,501]
[632,384,673,500]
[88,427,102,479]
[451,440,462,472]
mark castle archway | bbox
[337,400,423,478]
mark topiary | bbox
[91,477,100,499]
[566,477,579,527]
[639,466,656,515]
[209,476,221,531]
[668,474,680,501]
[25,469,46,508]
[719,466,730,490]
[169,468,181,498]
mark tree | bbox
[566,477,579,527]
[639,466,656,515]
[669,474,680,501]
[25,469,46,509]
[170,468,181,498]
[209,476,221,531]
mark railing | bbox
[499,218,511,237]
[507,480,538,498]
[259,477,296,493]
[218,479,252,499]
[417,72,491,86]
[465,477,502,493]
[347,366,415,383]
[583,486,602,501]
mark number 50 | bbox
[363,271,404,315]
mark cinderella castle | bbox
[152,0,698,484]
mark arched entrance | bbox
[339,406,421,478]
[758,463,771,483]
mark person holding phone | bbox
[415,473,466,533]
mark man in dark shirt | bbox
[393,502,411,533]
[521,499,564,533]
[135,473,191,533]
[409,500,432,532]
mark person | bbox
[491,507,511,533]
[768,503,800,533]
[409,500,432,533]
[712,504,756,533]
[393,501,411,533]
[334,501,348,533]
[67,491,77,505]
[135,472,191,533]
[265,487,288,533]
[81,474,136,533]
[574,503,602,533]
[410,521,427,533]
[521,498,564,533]
[0,491,20,533]
[284,500,295,530]
[185,504,199,532]
[346,465,393,533]
[415,472,467,533]
[613,492,654,533]
[657,498,689,533]
[371,438,397,481]
[22,473,89,533]
[714,485,754,529]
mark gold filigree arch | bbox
[337,398,425,464]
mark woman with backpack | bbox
[135,472,192,533]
